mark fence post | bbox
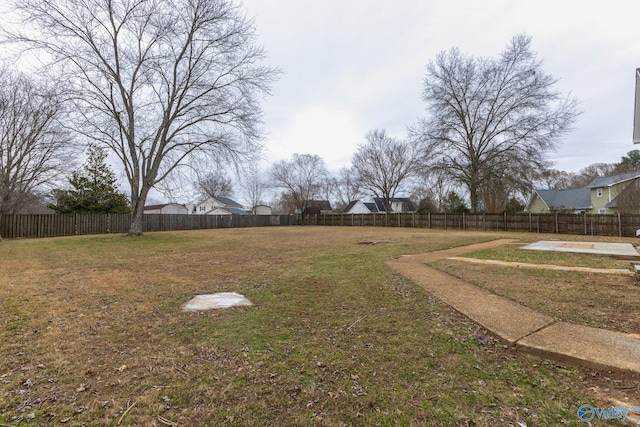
[428,212,431,228]
[619,212,622,237]
[504,212,507,231]
[555,212,559,234]
[444,212,447,229]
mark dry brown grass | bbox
[431,239,640,334]
[1,227,638,426]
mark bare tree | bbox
[238,168,267,212]
[196,172,233,200]
[351,129,423,212]
[8,0,278,235]
[536,169,579,190]
[0,67,73,215]
[269,154,328,217]
[334,167,363,212]
[416,34,579,212]
[478,154,537,212]
[613,179,640,214]
[573,163,618,188]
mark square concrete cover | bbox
[183,292,252,311]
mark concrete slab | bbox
[521,241,640,257]
[518,322,640,374]
[183,292,253,311]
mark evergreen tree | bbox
[52,146,130,214]
[441,191,470,214]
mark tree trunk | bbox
[128,203,145,236]
[127,185,150,236]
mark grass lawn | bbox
[432,240,640,334]
[0,227,637,426]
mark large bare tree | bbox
[351,129,423,212]
[0,67,72,215]
[417,34,579,212]
[8,0,278,234]
[269,153,328,217]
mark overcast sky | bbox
[242,0,640,174]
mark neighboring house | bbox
[526,171,640,214]
[3,192,55,214]
[302,200,332,216]
[526,188,592,214]
[192,197,244,214]
[253,205,272,215]
[144,203,189,215]
[344,200,377,214]
[373,197,417,213]
[344,198,417,214]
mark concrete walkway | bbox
[385,239,640,374]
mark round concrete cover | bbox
[183,292,253,311]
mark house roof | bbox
[532,188,592,211]
[144,203,185,210]
[373,197,417,212]
[214,196,243,208]
[587,171,640,188]
[306,200,332,211]
[364,202,379,212]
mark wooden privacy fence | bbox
[0,213,297,239]
[3,212,640,239]
[302,212,640,238]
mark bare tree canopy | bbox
[351,129,423,212]
[417,34,579,212]
[0,67,73,215]
[333,167,362,212]
[269,153,328,216]
[238,168,267,211]
[8,0,278,234]
[196,171,233,200]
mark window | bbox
[596,188,603,197]
[199,206,205,211]
[598,208,606,214]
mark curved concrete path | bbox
[385,239,640,374]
